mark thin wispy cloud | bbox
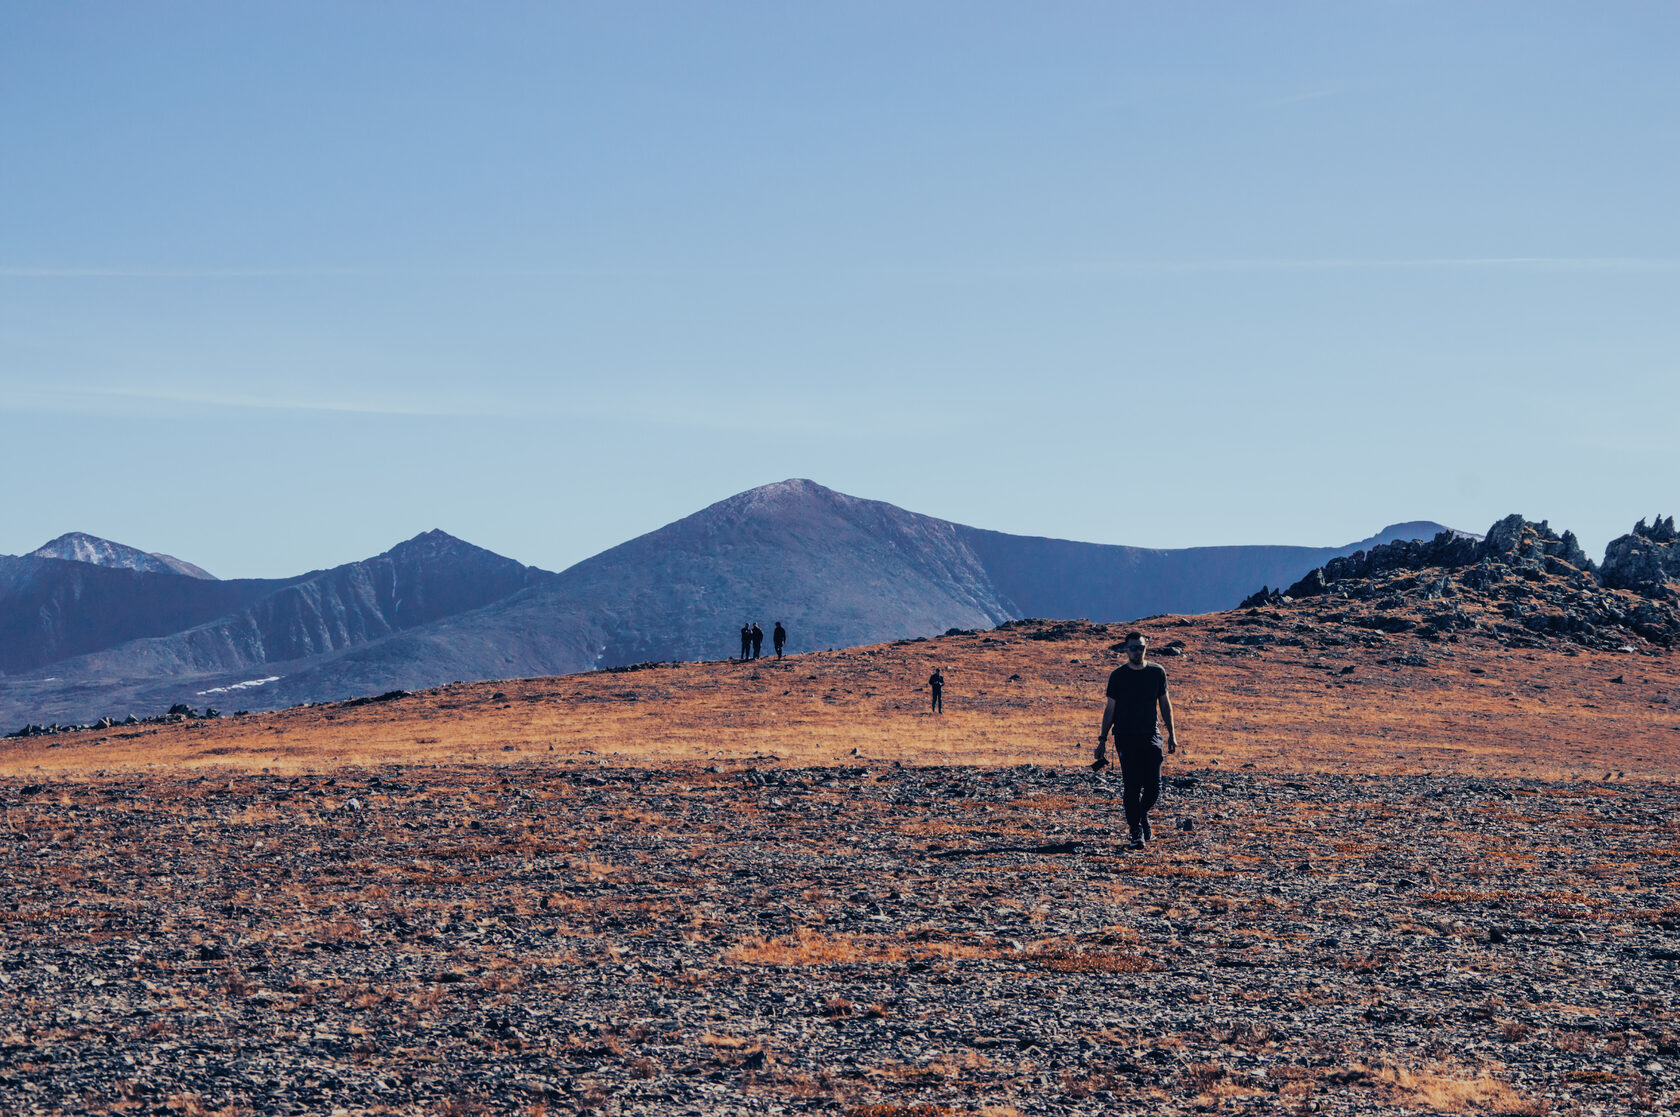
[1158,257,1680,273]
[0,265,683,280]
[8,258,1677,283]
[0,267,378,279]
[958,257,1680,282]
[6,384,519,419]
[1,381,977,437]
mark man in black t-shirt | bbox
[928,668,945,714]
[772,622,787,659]
[1095,631,1179,849]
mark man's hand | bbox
[1092,740,1109,771]
[1166,734,1178,755]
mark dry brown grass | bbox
[5,619,1675,781]
[1369,1060,1545,1114]
[725,927,992,967]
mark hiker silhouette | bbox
[750,623,764,660]
[928,668,945,713]
[1094,631,1180,850]
[772,622,786,659]
[739,624,752,662]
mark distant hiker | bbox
[751,623,765,660]
[773,622,787,659]
[1094,631,1178,850]
[740,623,752,662]
[928,668,945,714]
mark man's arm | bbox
[1088,696,1117,769]
[1159,695,1177,753]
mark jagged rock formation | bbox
[1601,516,1680,598]
[29,531,215,579]
[1240,514,1680,651]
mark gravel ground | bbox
[2,763,1677,1115]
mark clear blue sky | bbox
[3,3,1676,578]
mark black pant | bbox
[774,642,784,658]
[930,688,943,713]
[1117,733,1163,836]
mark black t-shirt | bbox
[1106,663,1168,736]
[929,672,944,690]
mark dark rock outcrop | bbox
[1601,515,1680,598]
[1249,514,1680,652]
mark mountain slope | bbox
[229,480,1020,709]
[232,482,1457,712]
[0,532,550,723]
[58,530,544,677]
[954,520,1460,624]
[0,558,291,676]
[0,483,1459,725]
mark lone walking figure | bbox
[773,622,787,659]
[1094,631,1178,849]
[928,667,945,714]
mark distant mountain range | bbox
[1,480,1461,726]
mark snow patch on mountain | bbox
[29,533,215,579]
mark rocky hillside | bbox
[4,761,1676,1116]
[1241,513,1680,651]
[29,531,215,579]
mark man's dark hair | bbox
[1124,631,1146,643]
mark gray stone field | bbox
[1,763,1676,1115]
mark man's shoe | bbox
[1140,818,1152,842]
[1128,837,1146,851]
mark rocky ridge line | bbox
[1241,514,1680,651]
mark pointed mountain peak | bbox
[29,531,216,579]
[381,530,523,569]
[706,478,881,519]
[723,478,839,506]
